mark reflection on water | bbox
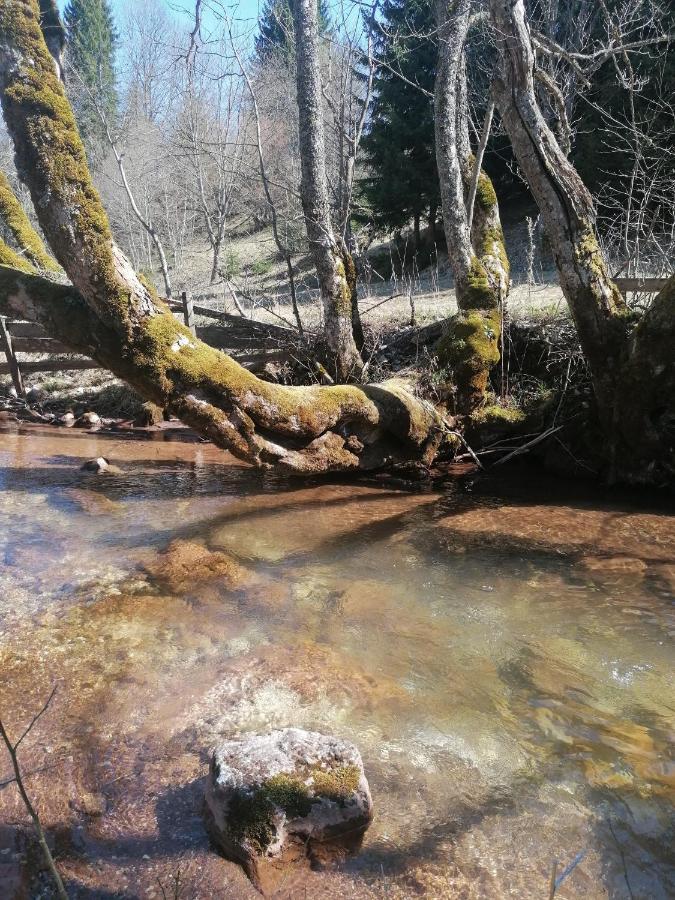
[0,425,673,899]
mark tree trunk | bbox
[0,0,442,474]
[489,0,673,483]
[434,0,509,415]
[489,0,627,417]
[413,212,421,251]
[292,0,363,382]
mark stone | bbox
[81,457,110,474]
[204,728,372,893]
[26,385,46,404]
[58,411,75,426]
[144,539,253,591]
[76,411,101,427]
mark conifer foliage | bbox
[255,0,331,63]
[359,0,439,247]
[63,0,118,156]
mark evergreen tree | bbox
[255,0,331,64]
[359,0,439,248]
[64,0,117,155]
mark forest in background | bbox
[0,0,673,486]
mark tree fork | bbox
[0,0,444,474]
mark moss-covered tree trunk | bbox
[433,0,509,415]
[489,0,674,483]
[0,0,442,474]
[293,0,364,382]
[488,1,627,418]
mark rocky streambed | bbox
[0,424,673,898]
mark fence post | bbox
[181,291,196,336]
[0,317,25,398]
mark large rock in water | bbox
[204,728,373,893]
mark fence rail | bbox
[1,279,670,398]
[0,290,292,398]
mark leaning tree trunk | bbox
[433,0,509,415]
[293,0,364,382]
[488,0,628,426]
[0,0,443,474]
[489,0,674,482]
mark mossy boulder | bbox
[204,728,372,893]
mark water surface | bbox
[0,425,673,898]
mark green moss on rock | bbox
[311,765,361,803]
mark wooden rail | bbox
[2,279,669,398]
[0,292,294,397]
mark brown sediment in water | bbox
[0,426,673,898]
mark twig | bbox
[361,292,403,316]
[491,426,563,467]
[0,688,68,900]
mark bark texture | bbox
[489,0,627,412]
[434,0,509,414]
[293,0,364,382]
[489,0,673,482]
[0,0,443,474]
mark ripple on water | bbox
[0,427,673,898]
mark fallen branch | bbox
[0,687,68,900]
[491,426,563,467]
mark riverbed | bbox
[0,425,673,898]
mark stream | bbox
[0,425,673,898]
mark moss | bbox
[574,228,626,314]
[472,403,526,427]
[0,0,134,325]
[0,239,34,273]
[474,171,498,215]
[437,309,501,413]
[311,765,360,804]
[225,765,361,853]
[463,256,495,309]
[0,170,59,273]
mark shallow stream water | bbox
[0,425,673,898]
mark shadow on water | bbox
[0,427,673,898]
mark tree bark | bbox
[434,0,509,414]
[0,0,442,474]
[292,0,364,382]
[489,0,627,415]
[489,0,674,482]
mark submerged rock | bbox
[81,457,110,473]
[80,457,121,474]
[204,728,372,893]
[144,539,253,591]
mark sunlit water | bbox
[0,425,673,899]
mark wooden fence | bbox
[0,278,670,398]
[0,290,295,398]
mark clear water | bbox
[0,425,673,899]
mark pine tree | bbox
[64,0,117,156]
[359,0,439,248]
[255,0,331,64]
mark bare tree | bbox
[490,0,674,481]
[433,0,510,413]
[293,0,364,381]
